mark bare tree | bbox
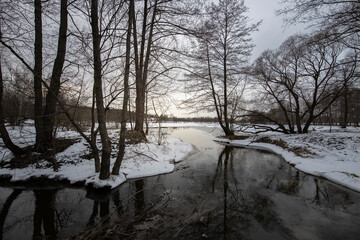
[132,0,159,137]
[112,0,133,175]
[33,0,44,151]
[1,0,69,152]
[184,0,259,136]
[252,34,358,133]
[0,39,25,156]
[42,0,68,150]
[278,0,360,51]
[90,0,112,180]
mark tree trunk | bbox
[222,14,233,137]
[112,0,133,175]
[145,90,149,135]
[91,88,100,172]
[134,0,158,138]
[42,0,68,150]
[91,0,111,180]
[134,76,145,136]
[34,0,44,152]
[341,85,348,128]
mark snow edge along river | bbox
[214,130,360,193]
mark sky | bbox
[169,0,308,118]
[245,0,307,61]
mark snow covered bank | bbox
[0,122,193,189]
[215,127,360,192]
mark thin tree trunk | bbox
[42,0,68,150]
[91,87,100,172]
[205,41,226,132]
[91,0,111,180]
[145,90,149,135]
[222,12,233,137]
[112,0,133,175]
[341,84,348,128]
[34,0,44,151]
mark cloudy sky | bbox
[245,0,307,61]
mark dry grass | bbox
[255,137,315,158]
[218,135,250,140]
[254,137,288,149]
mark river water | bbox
[0,127,359,239]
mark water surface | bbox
[0,127,359,239]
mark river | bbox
[0,127,359,239]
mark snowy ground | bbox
[0,120,193,189]
[215,126,360,192]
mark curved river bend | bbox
[0,127,359,239]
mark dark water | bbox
[0,127,360,239]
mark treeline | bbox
[244,88,360,127]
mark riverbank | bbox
[0,121,193,189]
[215,126,360,192]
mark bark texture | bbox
[91,0,112,180]
[112,0,133,175]
[42,0,68,150]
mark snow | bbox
[215,126,360,192]
[2,121,359,192]
[0,121,194,189]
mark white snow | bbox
[215,126,360,192]
[0,121,193,189]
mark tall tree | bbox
[112,0,133,175]
[42,0,68,150]
[185,0,259,136]
[90,0,112,180]
[1,0,69,152]
[33,0,44,151]
[132,0,159,137]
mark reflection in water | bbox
[99,200,110,225]
[134,180,145,216]
[86,190,112,227]
[208,146,293,239]
[33,190,58,239]
[1,127,360,239]
[87,201,99,227]
[0,190,22,240]
[112,190,124,217]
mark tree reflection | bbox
[33,190,58,240]
[112,189,124,218]
[209,146,292,239]
[86,190,111,226]
[134,179,145,216]
[0,189,22,240]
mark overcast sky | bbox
[245,0,307,61]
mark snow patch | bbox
[0,123,193,189]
